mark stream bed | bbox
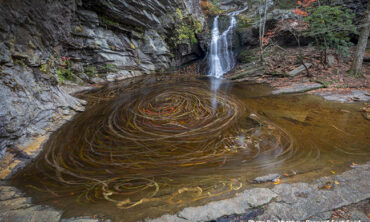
[10,75,370,221]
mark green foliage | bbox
[102,63,117,72]
[175,8,184,20]
[200,0,223,16]
[210,0,223,14]
[85,66,97,77]
[39,58,57,77]
[193,19,203,33]
[304,6,357,56]
[170,8,203,46]
[40,64,48,73]
[276,0,297,9]
[57,60,75,83]
[14,59,26,68]
[56,69,66,84]
[172,17,203,47]
[237,14,253,31]
[175,24,197,45]
[101,16,119,26]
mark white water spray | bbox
[208,7,248,78]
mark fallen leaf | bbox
[334,181,339,185]
[319,181,332,190]
[273,178,281,185]
[330,170,336,174]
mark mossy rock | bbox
[237,48,259,64]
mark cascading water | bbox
[208,7,248,78]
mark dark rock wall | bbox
[0,0,205,157]
[218,0,246,11]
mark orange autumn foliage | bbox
[261,30,276,46]
[297,0,317,7]
[294,0,317,16]
[200,0,216,15]
[294,8,308,16]
[200,0,212,10]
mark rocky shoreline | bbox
[150,163,370,222]
[0,75,369,221]
[1,161,369,222]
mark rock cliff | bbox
[0,0,205,159]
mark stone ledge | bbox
[272,83,324,95]
[0,163,368,222]
[147,162,370,222]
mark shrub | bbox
[171,10,203,47]
[304,6,357,57]
[176,8,184,20]
[200,0,222,16]
[238,14,253,31]
[57,56,75,83]
[85,66,97,77]
[102,64,117,72]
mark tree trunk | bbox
[258,0,268,62]
[350,2,370,75]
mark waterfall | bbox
[208,7,248,78]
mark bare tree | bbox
[350,1,370,75]
[258,0,268,62]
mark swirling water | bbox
[10,75,370,221]
[208,7,248,78]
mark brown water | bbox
[10,75,370,221]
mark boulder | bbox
[288,63,312,76]
[272,83,323,94]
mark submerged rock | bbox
[149,188,277,222]
[1,162,369,222]
[0,184,62,221]
[61,217,102,222]
[312,89,370,103]
[148,163,370,222]
[0,205,62,222]
[253,174,281,183]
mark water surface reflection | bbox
[11,75,370,221]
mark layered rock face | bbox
[0,0,205,158]
[218,0,247,11]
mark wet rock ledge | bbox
[0,163,369,222]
